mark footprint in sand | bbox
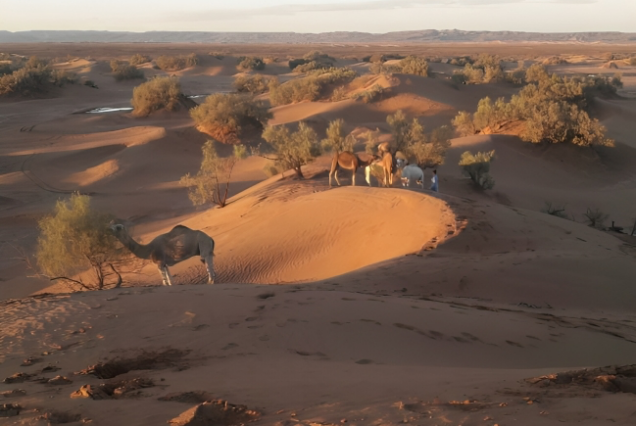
[355,359,373,365]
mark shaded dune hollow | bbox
[191,185,457,284]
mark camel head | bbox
[108,220,128,238]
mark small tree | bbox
[410,125,452,169]
[459,150,496,190]
[261,122,321,179]
[180,141,247,208]
[541,201,569,219]
[321,119,355,153]
[583,207,608,229]
[452,111,476,136]
[130,54,151,65]
[110,60,144,82]
[131,77,181,117]
[36,194,125,290]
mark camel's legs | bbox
[158,265,173,286]
[352,170,356,186]
[334,170,341,186]
[203,255,215,284]
[365,166,372,186]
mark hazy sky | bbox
[3,0,635,33]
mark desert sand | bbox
[1,43,636,425]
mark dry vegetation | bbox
[233,74,278,94]
[110,60,144,81]
[453,64,617,147]
[190,93,271,143]
[131,76,182,116]
[0,56,76,96]
[155,53,199,71]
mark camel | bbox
[109,222,215,286]
[365,151,394,187]
[329,151,376,187]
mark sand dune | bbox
[1,43,636,426]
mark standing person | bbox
[430,169,439,192]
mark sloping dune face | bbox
[186,184,457,284]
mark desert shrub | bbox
[130,54,151,65]
[311,67,357,84]
[237,56,265,71]
[354,84,385,103]
[36,194,125,290]
[362,54,404,63]
[289,51,335,71]
[260,122,321,178]
[0,56,77,95]
[190,93,272,143]
[472,97,513,133]
[454,66,615,147]
[50,69,78,86]
[110,60,144,81]
[209,52,225,60]
[506,68,527,85]
[456,54,504,84]
[523,100,613,147]
[330,86,348,101]
[84,80,98,88]
[583,207,608,228]
[233,74,278,94]
[398,56,430,77]
[452,111,476,136]
[541,201,569,219]
[449,56,473,67]
[131,76,181,117]
[321,119,355,153]
[459,150,496,190]
[155,53,199,71]
[542,56,569,65]
[0,63,13,76]
[180,142,247,208]
[269,77,320,105]
[630,57,636,66]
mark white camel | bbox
[400,164,425,189]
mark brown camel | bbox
[366,151,394,187]
[110,222,215,286]
[329,151,376,187]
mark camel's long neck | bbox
[117,231,153,259]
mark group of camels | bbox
[108,144,423,287]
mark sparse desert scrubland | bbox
[1,42,636,426]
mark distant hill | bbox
[1,30,636,44]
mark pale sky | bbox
[2,0,635,33]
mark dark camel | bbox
[110,223,215,286]
[329,151,376,187]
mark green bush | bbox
[110,60,144,81]
[130,54,151,65]
[237,56,265,71]
[131,76,181,117]
[459,150,496,190]
[190,93,272,143]
[36,194,124,290]
[155,53,199,71]
[233,74,278,94]
[261,122,321,178]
